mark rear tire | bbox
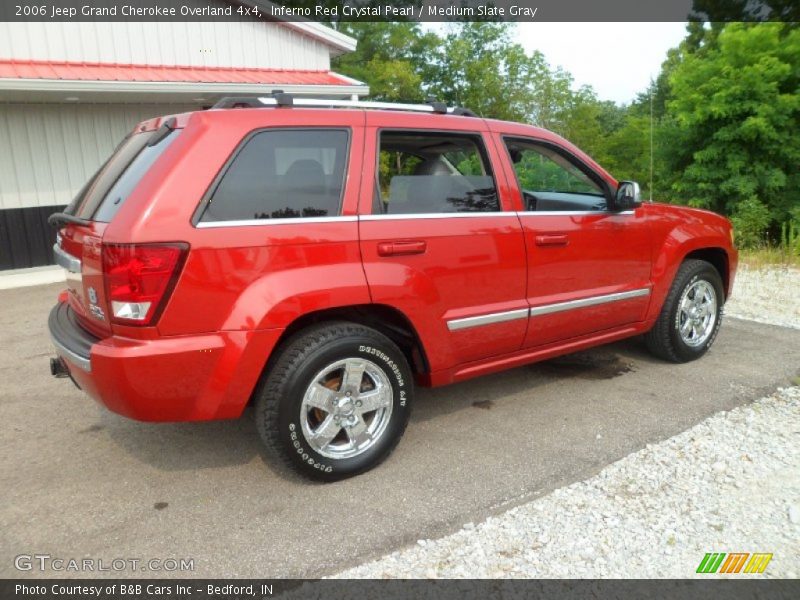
[645,259,724,363]
[254,321,413,481]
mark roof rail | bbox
[211,93,477,117]
[211,97,262,109]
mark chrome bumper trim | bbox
[53,243,81,273]
[50,332,92,372]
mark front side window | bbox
[504,138,607,212]
[375,131,499,214]
[200,129,349,222]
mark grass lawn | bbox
[738,247,800,269]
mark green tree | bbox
[425,23,552,122]
[601,113,653,195]
[333,21,626,166]
[664,23,800,229]
[332,23,438,101]
[425,21,623,161]
[557,87,626,169]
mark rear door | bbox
[358,113,528,370]
[55,123,180,338]
[492,133,652,347]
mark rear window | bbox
[199,129,349,223]
[72,127,179,222]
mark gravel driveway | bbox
[2,267,797,579]
[335,266,800,578]
[725,265,800,329]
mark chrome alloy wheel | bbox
[676,279,718,347]
[299,358,394,459]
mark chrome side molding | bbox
[195,216,358,228]
[447,308,529,331]
[194,210,637,228]
[446,287,651,331]
[529,288,651,317]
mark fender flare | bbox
[221,263,372,331]
[647,233,733,322]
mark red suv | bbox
[48,96,737,479]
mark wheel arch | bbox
[683,247,730,299]
[263,304,430,384]
[648,233,735,325]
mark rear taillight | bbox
[102,243,188,326]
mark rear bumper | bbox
[49,302,95,372]
[48,301,283,422]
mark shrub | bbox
[731,197,771,249]
[781,219,800,257]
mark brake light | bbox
[102,243,188,326]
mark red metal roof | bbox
[0,59,356,86]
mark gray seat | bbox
[284,159,326,193]
[413,158,451,176]
[382,175,452,214]
[384,158,453,214]
[281,159,335,216]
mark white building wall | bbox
[0,103,195,211]
[0,21,331,71]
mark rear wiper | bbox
[47,212,91,228]
[147,117,177,147]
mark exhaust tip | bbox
[50,357,69,378]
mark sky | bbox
[514,23,688,104]
[424,22,688,105]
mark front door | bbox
[358,115,528,371]
[495,134,653,347]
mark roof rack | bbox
[211,92,478,117]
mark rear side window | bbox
[200,129,349,223]
[73,127,179,222]
[376,131,498,214]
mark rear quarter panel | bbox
[103,109,371,336]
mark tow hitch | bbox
[50,357,69,378]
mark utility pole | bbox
[650,79,654,202]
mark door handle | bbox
[535,234,569,247]
[377,240,427,257]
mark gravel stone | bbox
[725,265,800,329]
[332,267,800,579]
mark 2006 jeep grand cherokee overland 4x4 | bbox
[48,96,737,480]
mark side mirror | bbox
[614,181,642,210]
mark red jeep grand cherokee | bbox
[48,96,737,480]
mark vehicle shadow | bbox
[99,406,263,471]
[411,337,655,423]
[100,337,654,476]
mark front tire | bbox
[645,259,724,363]
[255,321,413,481]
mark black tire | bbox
[254,321,413,481]
[645,259,725,363]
